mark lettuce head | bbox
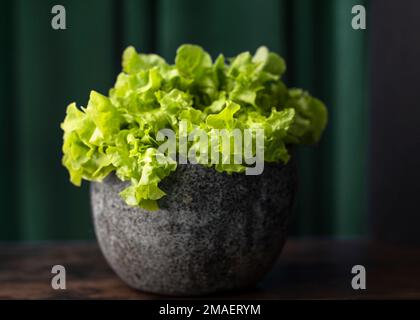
[61,44,327,210]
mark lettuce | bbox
[61,44,327,210]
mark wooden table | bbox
[1,239,419,299]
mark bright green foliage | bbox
[61,44,327,210]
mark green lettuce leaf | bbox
[61,45,327,210]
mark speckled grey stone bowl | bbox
[91,162,297,296]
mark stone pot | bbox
[91,162,297,296]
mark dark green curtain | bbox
[0,0,367,240]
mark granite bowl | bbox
[91,162,297,296]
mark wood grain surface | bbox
[1,239,419,299]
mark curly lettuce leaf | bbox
[61,44,327,210]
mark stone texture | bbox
[91,162,297,296]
